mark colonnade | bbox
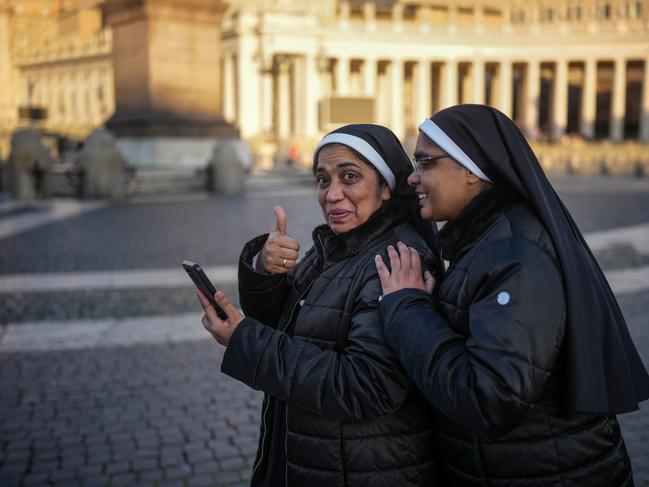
[222,51,649,143]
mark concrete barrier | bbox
[77,129,125,200]
[7,129,55,200]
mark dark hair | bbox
[313,143,388,188]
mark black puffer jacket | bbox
[221,203,441,487]
[380,191,634,486]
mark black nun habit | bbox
[420,103,649,414]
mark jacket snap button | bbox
[497,292,510,305]
[299,299,305,307]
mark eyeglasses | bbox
[411,154,450,172]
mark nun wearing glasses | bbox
[376,104,649,486]
[196,124,445,486]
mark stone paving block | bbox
[77,464,103,476]
[137,469,164,482]
[132,457,159,471]
[185,449,214,464]
[214,470,240,485]
[158,480,186,487]
[105,460,131,475]
[0,472,23,485]
[80,475,110,487]
[192,460,222,476]
[164,463,192,479]
[186,473,216,487]
[21,471,49,485]
[110,472,136,486]
[3,449,31,463]
[29,460,59,473]
[49,467,78,482]
[218,457,245,471]
[160,455,185,468]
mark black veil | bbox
[426,104,649,414]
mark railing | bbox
[14,29,113,66]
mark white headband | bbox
[314,133,396,190]
[418,119,492,183]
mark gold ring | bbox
[283,258,287,267]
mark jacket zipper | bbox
[283,235,328,485]
[252,244,326,486]
[250,395,270,484]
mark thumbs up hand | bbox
[257,205,301,274]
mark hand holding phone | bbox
[182,260,229,320]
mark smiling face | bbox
[407,132,489,222]
[315,144,390,234]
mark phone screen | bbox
[182,260,229,320]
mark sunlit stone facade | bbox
[220,0,649,163]
[1,0,648,166]
[0,0,114,158]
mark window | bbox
[511,9,525,23]
[349,0,363,19]
[540,8,554,22]
[403,4,418,21]
[629,1,642,18]
[600,3,612,19]
[568,5,582,20]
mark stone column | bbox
[304,53,320,137]
[237,35,261,138]
[498,60,512,117]
[364,57,377,97]
[277,58,291,138]
[335,56,349,96]
[448,5,458,33]
[364,1,376,30]
[102,0,236,170]
[391,59,404,139]
[418,6,432,33]
[474,4,484,33]
[339,0,350,23]
[640,58,649,141]
[610,57,626,141]
[580,57,597,139]
[443,59,458,108]
[525,60,540,138]
[392,2,403,32]
[501,4,512,33]
[260,54,274,133]
[552,60,568,139]
[0,3,13,134]
[223,54,236,123]
[472,59,485,104]
[417,59,431,122]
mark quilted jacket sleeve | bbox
[222,260,413,421]
[380,238,566,437]
[237,233,289,325]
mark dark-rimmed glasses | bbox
[411,154,450,172]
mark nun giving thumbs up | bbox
[256,205,301,274]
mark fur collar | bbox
[312,200,406,262]
[437,188,520,261]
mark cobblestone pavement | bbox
[1,173,649,486]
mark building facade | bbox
[0,0,114,158]
[221,0,649,164]
[1,0,648,166]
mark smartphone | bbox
[181,260,229,320]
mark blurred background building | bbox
[0,0,648,169]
